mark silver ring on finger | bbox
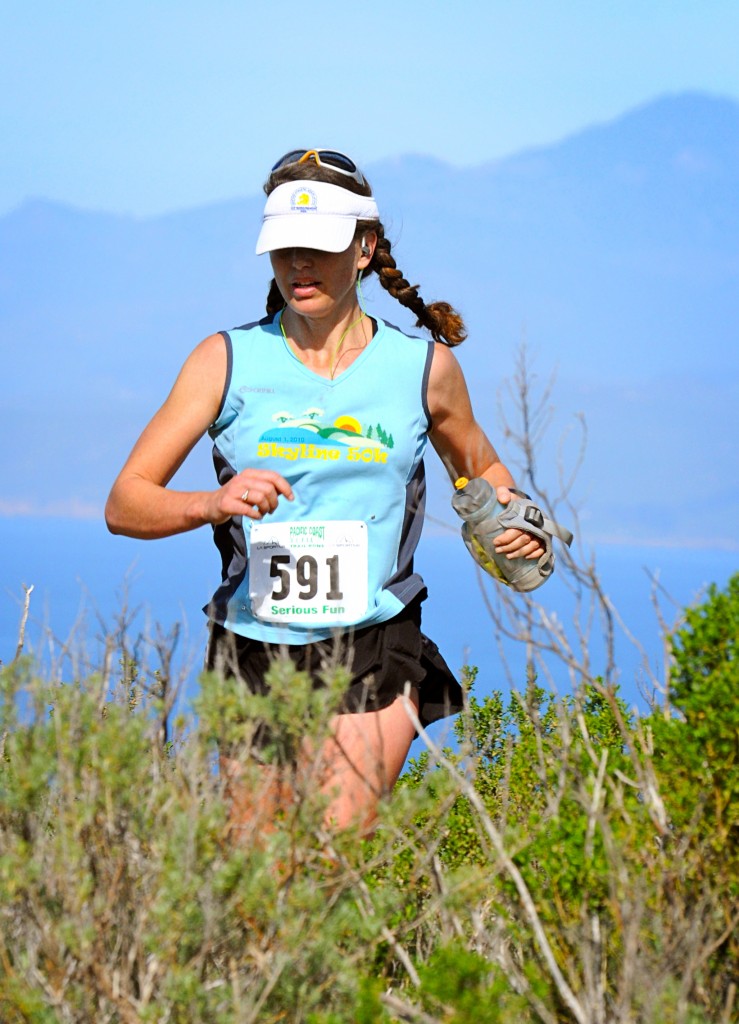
[240,489,250,503]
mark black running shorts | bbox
[205,594,462,729]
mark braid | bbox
[367,222,467,347]
[266,277,286,317]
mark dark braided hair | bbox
[262,159,467,346]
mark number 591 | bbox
[269,554,343,602]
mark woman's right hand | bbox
[204,469,294,524]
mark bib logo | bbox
[290,188,318,213]
[257,408,394,464]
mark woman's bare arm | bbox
[105,333,293,539]
[427,343,543,560]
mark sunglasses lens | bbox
[315,151,358,174]
[271,150,308,172]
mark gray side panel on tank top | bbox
[203,447,247,622]
[384,458,428,605]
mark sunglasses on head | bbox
[270,149,367,187]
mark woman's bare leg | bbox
[219,756,293,841]
[311,687,420,834]
[221,687,420,840]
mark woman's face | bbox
[269,234,374,325]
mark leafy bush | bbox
[655,572,738,851]
[649,571,739,1011]
[1,578,736,1023]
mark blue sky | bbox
[4,0,739,217]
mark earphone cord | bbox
[279,303,367,380]
[356,269,367,313]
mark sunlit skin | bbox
[269,237,376,376]
[105,230,544,835]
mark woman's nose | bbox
[290,247,313,266]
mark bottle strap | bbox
[509,490,573,548]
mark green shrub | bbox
[1,578,736,1022]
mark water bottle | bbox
[451,477,564,592]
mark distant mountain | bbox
[369,92,739,379]
[1,93,737,547]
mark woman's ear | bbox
[358,230,377,268]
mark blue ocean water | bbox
[1,517,734,722]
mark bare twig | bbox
[380,991,445,1024]
[13,583,34,663]
[402,693,590,1024]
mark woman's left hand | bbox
[492,486,546,561]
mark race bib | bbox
[249,520,368,625]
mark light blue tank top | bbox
[206,314,434,643]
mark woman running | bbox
[106,148,544,835]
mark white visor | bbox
[255,179,379,254]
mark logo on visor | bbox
[290,188,317,213]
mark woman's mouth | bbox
[292,280,320,297]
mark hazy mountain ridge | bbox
[1,93,737,546]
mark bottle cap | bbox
[455,477,469,490]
